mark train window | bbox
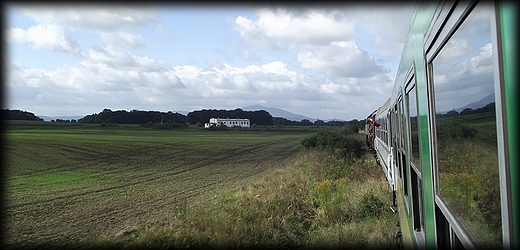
[383,117,387,145]
[392,104,398,169]
[386,114,390,145]
[397,98,409,199]
[399,99,405,149]
[407,84,421,170]
[431,2,501,247]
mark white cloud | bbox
[5,4,417,120]
[254,8,355,45]
[435,37,473,64]
[234,15,286,50]
[8,49,392,119]
[14,5,158,31]
[342,4,416,44]
[7,23,82,57]
[88,45,136,68]
[294,41,387,78]
[234,8,355,49]
[7,45,187,112]
[6,5,158,57]
[239,49,261,62]
[232,5,409,81]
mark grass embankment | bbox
[103,130,398,249]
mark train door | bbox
[389,105,398,209]
[387,112,394,192]
[425,1,504,248]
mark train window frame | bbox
[404,65,425,237]
[392,104,400,177]
[425,0,509,248]
[396,93,410,212]
[425,1,476,60]
[405,64,422,174]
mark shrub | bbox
[301,130,365,159]
[436,121,478,141]
[357,192,385,219]
[114,137,395,249]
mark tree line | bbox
[2,107,366,131]
[78,109,186,125]
[438,102,495,118]
[1,109,43,121]
[77,108,274,126]
[186,108,273,126]
[272,117,365,130]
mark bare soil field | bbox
[3,123,310,249]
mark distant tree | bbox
[446,110,459,117]
[78,109,186,125]
[324,120,347,127]
[460,108,474,116]
[1,109,43,121]
[273,117,301,126]
[186,109,272,125]
[314,119,325,126]
[473,102,495,115]
[300,119,313,126]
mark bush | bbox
[301,130,365,159]
[357,192,385,219]
[436,121,478,141]
[207,124,228,131]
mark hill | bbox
[455,93,494,112]
[243,105,316,122]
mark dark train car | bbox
[365,108,379,149]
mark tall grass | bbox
[97,131,398,249]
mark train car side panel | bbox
[374,98,394,190]
[498,1,518,247]
[368,1,517,248]
[390,2,437,248]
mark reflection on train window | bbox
[407,84,421,170]
[432,2,501,247]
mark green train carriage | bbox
[368,1,518,249]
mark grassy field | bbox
[3,122,311,248]
[435,112,502,246]
[3,121,398,249]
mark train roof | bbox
[375,97,391,118]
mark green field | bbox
[3,122,313,248]
[435,112,502,246]
[4,121,398,249]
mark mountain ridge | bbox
[242,105,317,122]
[30,106,329,123]
[455,93,494,112]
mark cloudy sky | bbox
[5,3,416,121]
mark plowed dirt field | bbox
[3,123,311,249]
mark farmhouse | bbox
[204,118,250,128]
